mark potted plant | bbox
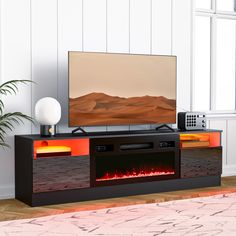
[0,80,34,148]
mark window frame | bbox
[192,0,236,115]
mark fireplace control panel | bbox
[159,141,175,148]
[96,145,114,152]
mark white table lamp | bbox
[35,97,61,136]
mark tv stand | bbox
[72,127,87,135]
[15,129,222,206]
[155,124,175,132]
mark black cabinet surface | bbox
[33,156,90,193]
[181,147,222,178]
[15,129,222,206]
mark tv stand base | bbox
[72,127,87,135]
[71,126,176,136]
[31,175,220,207]
[155,124,175,132]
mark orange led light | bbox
[36,146,71,154]
[180,134,209,141]
[34,138,89,159]
[35,146,72,158]
[180,132,221,148]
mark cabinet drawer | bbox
[181,147,222,178]
[33,156,90,193]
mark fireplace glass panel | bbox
[95,152,176,182]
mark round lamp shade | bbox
[35,97,61,125]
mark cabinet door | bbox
[33,156,90,193]
[180,147,222,178]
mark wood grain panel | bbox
[33,156,90,193]
[181,147,222,178]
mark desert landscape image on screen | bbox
[69,52,176,126]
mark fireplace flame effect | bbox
[97,169,175,181]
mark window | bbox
[194,16,211,111]
[217,0,235,12]
[215,18,236,110]
[196,0,212,10]
[193,0,236,113]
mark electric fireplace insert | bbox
[90,135,180,187]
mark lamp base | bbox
[40,125,56,137]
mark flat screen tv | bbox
[69,52,176,127]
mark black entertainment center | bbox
[15,129,222,207]
[14,52,222,207]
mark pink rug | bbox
[1,192,236,235]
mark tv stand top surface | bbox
[17,129,222,141]
[72,128,175,136]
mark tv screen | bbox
[69,52,176,127]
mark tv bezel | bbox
[68,51,177,128]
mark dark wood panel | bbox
[33,156,90,193]
[181,147,222,178]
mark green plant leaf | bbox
[0,80,35,148]
[0,142,10,148]
[0,80,34,96]
[0,100,4,115]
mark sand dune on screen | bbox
[69,92,176,126]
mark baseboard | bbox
[0,185,14,200]
[222,165,236,177]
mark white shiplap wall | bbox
[0,0,32,199]
[209,117,236,177]
[0,0,213,200]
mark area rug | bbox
[1,192,236,236]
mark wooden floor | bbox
[1,176,236,222]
